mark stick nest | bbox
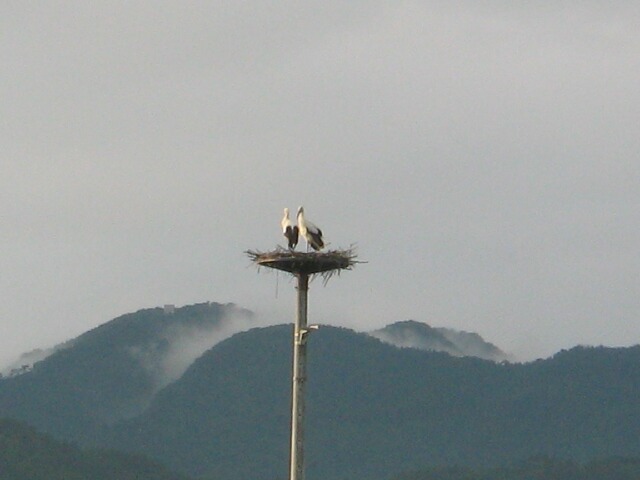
[246,246,360,282]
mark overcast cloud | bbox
[2,2,639,364]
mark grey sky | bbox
[2,2,639,364]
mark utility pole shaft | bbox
[289,273,309,480]
[247,247,358,480]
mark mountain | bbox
[2,303,640,480]
[368,320,512,361]
[0,418,190,480]
[0,302,253,441]
[101,325,640,480]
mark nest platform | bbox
[246,246,358,278]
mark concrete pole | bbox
[289,273,309,480]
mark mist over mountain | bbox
[368,320,513,362]
[1,345,64,377]
[0,302,253,440]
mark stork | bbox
[281,208,299,250]
[297,206,324,251]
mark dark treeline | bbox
[3,416,640,480]
[0,418,190,480]
[394,456,640,480]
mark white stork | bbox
[297,206,324,251]
[281,208,299,250]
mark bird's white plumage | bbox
[297,206,324,251]
[281,208,292,233]
[281,208,299,250]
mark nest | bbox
[246,246,360,283]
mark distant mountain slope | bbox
[369,320,512,361]
[0,418,190,480]
[102,325,640,480]
[0,302,253,441]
